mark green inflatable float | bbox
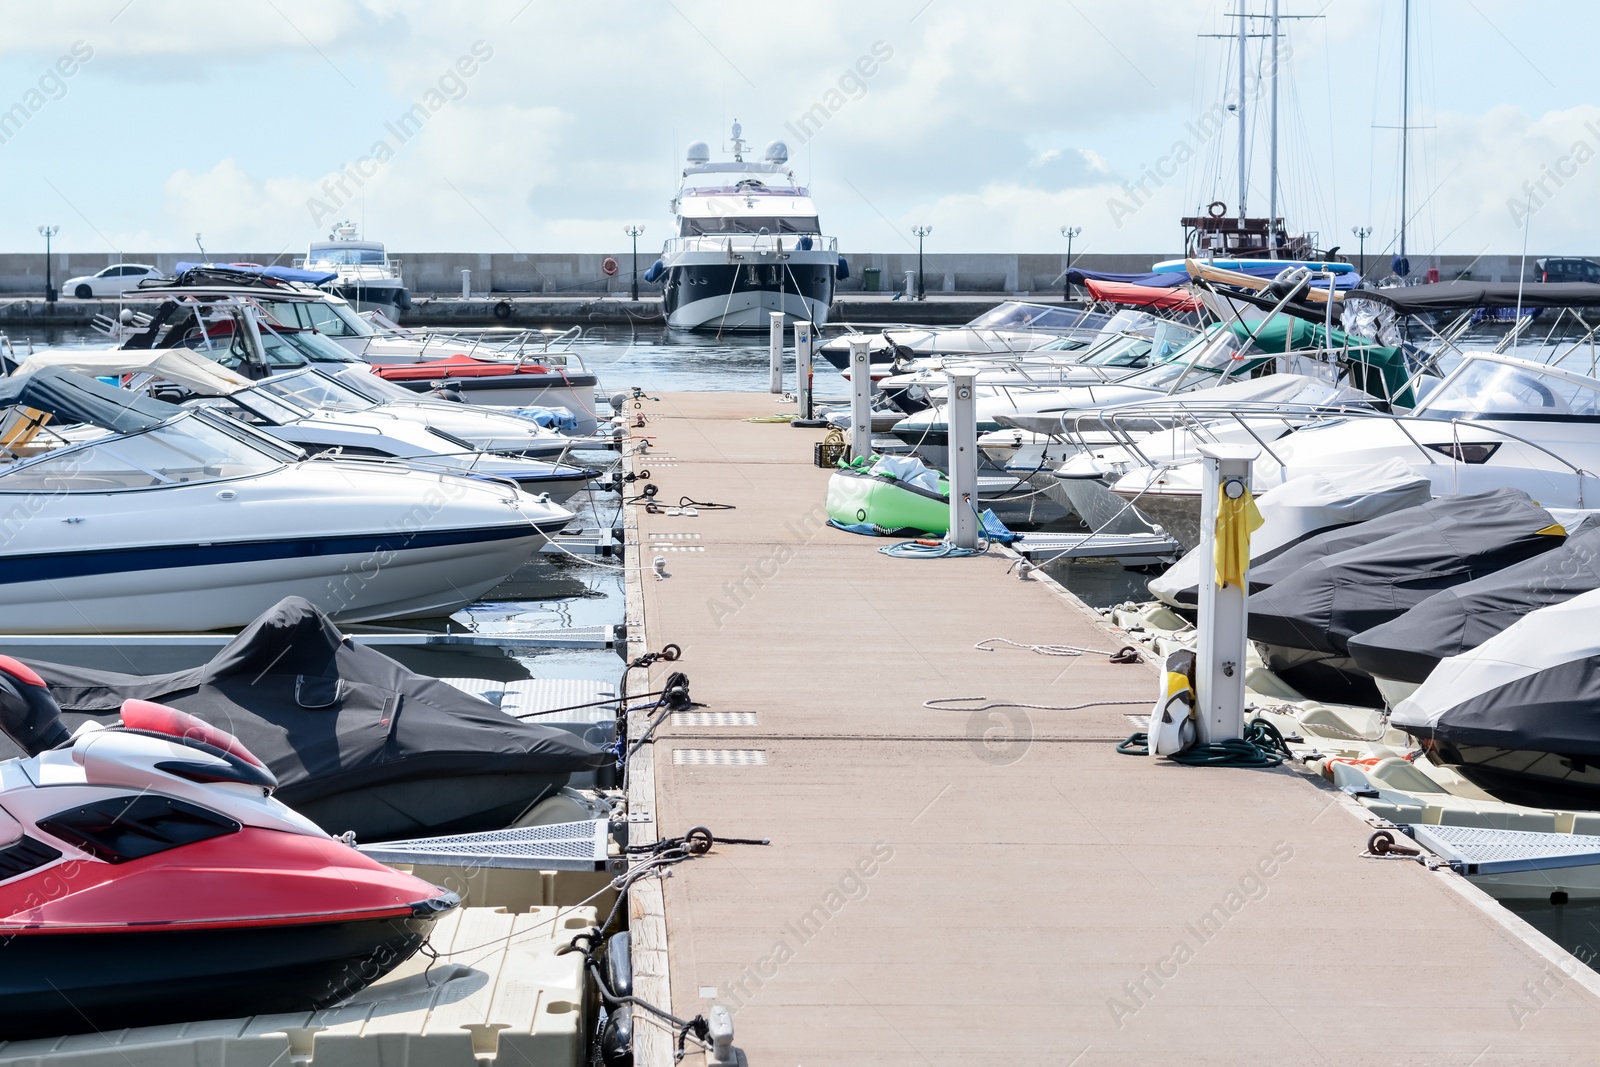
[825,456,950,535]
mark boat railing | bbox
[661,234,839,257]
[398,325,589,364]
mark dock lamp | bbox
[37,225,58,303]
[624,224,645,301]
[912,225,932,300]
[1351,226,1373,277]
[1061,225,1082,300]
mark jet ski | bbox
[0,656,456,1040]
[1,597,611,841]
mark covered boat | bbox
[1245,488,1567,704]
[1,598,610,841]
[825,455,948,534]
[1348,525,1600,700]
[1148,460,1432,608]
[1393,586,1600,810]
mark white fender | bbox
[1148,648,1197,757]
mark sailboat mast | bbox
[1269,0,1279,255]
[1400,0,1410,263]
[1237,6,1248,219]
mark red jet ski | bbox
[0,656,458,1040]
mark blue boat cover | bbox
[175,261,340,286]
[0,367,178,433]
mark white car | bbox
[64,262,163,298]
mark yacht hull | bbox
[0,522,564,633]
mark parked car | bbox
[1532,257,1600,284]
[62,262,163,298]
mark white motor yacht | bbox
[656,122,841,331]
[299,221,411,314]
[0,368,571,633]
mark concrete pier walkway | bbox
[626,392,1600,1066]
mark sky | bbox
[0,1,1595,260]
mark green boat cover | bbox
[1219,318,1411,407]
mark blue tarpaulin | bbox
[175,262,340,286]
[1067,265,1361,291]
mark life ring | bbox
[602,257,619,277]
[492,299,512,321]
[1207,200,1228,219]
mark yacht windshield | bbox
[967,303,1102,333]
[1118,328,1249,391]
[308,247,386,266]
[328,364,429,404]
[0,413,282,492]
[258,298,378,338]
[679,215,819,236]
[1415,357,1600,419]
[268,327,362,364]
[254,368,376,413]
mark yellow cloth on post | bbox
[1214,480,1264,589]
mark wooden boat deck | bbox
[625,392,1600,1067]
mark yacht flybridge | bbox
[656,122,843,330]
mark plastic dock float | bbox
[1010,530,1182,563]
[542,528,622,557]
[359,819,619,873]
[1405,823,1600,900]
[0,905,596,1067]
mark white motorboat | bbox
[1108,351,1600,540]
[818,301,1117,378]
[299,221,411,314]
[23,349,602,502]
[0,368,571,633]
[657,123,841,330]
[114,268,603,433]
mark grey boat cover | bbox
[0,597,609,837]
[1392,587,1600,805]
[1349,526,1600,684]
[0,366,178,433]
[1359,281,1600,314]
[1148,459,1432,608]
[1245,487,1566,655]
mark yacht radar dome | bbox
[685,140,710,164]
[764,140,789,164]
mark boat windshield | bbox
[967,303,1101,333]
[308,246,386,266]
[253,368,376,413]
[267,327,364,364]
[258,297,378,338]
[1117,328,1252,392]
[679,215,820,236]
[1414,356,1600,419]
[327,364,431,404]
[0,413,283,492]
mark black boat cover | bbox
[1391,587,1600,808]
[1348,526,1600,684]
[0,366,178,433]
[1246,487,1566,656]
[1358,281,1600,314]
[0,597,609,839]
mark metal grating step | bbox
[359,819,615,871]
[1406,824,1600,875]
[673,749,767,766]
[674,711,759,727]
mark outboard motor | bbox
[0,655,69,756]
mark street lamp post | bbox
[1060,225,1082,301]
[1351,226,1372,277]
[624,224,645,301]
[911,225,932,300]
[37,225,58,303]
